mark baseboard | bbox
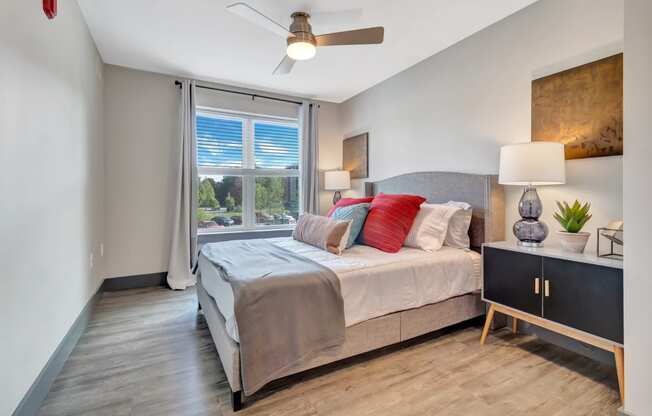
[11,281,104,416]
[617,407,631,416]
[102,272,168,291]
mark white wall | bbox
[623,0,652,414]
[339,0,623,249]
[103,65,342,277]
[0,1,105,414]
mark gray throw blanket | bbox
[201,240,345,395]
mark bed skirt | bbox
[197,276,484,399]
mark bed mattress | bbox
[198,237,482,343]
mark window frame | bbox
[196,106,302,234]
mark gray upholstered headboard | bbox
[365,172,505,251]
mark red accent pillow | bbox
[359,194,426,253]
[326,197,375,217]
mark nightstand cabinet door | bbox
[483,247,543,316]
[543,258,623,343]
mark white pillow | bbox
[404,203,460,252]
[443,201,473,249]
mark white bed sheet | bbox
[199,237,482,343]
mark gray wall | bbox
[0,1,105,414]
[102,65,342,278]
[103,66,178,278]
[339,0,624,250]
[623,0,652,414]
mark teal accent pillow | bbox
[331,203,370,248]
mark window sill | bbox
[198,227,294,245]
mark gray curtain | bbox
[167,80,198,290]
[300,102,320,215]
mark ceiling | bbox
[78,0,539,103]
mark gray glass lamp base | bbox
[513,186,548,247]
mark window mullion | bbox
[243,175,255,228]
[245,119,254,169]
[244,119,255,228]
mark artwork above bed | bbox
[532,53,623,160]
[342,133,369,179]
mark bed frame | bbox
[197,172,504,411]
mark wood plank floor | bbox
[39,287,620,416]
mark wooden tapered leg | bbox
[614,346,625,403]
[511,317,518,334]
[480,304,496,345]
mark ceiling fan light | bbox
[287,41,316,60]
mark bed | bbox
[197,171,505,411]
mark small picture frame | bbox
[343,133,368,179]
[597,224,623,259]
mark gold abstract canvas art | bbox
[343,133,369,179]
[532,53,623,160]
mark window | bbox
[196,109,300,233]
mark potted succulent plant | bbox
[553,200,592,253]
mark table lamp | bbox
[499,142,566,247]
[324,170,351,205]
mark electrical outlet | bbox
[100,243,104,257]
[90,252,94,269]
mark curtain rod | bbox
[174,80,303,106]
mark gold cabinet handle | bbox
[544,280,550,297]
[534,278,540,294]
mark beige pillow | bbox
[293,214,351,255]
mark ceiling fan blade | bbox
[315,27,384,47]
[226,2,292,38]
[273,55,296,75]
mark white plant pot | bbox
[557,231,591,253]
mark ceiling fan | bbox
[226,2,384,75]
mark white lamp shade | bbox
[324,170,351,190]
[499,142,566,185]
